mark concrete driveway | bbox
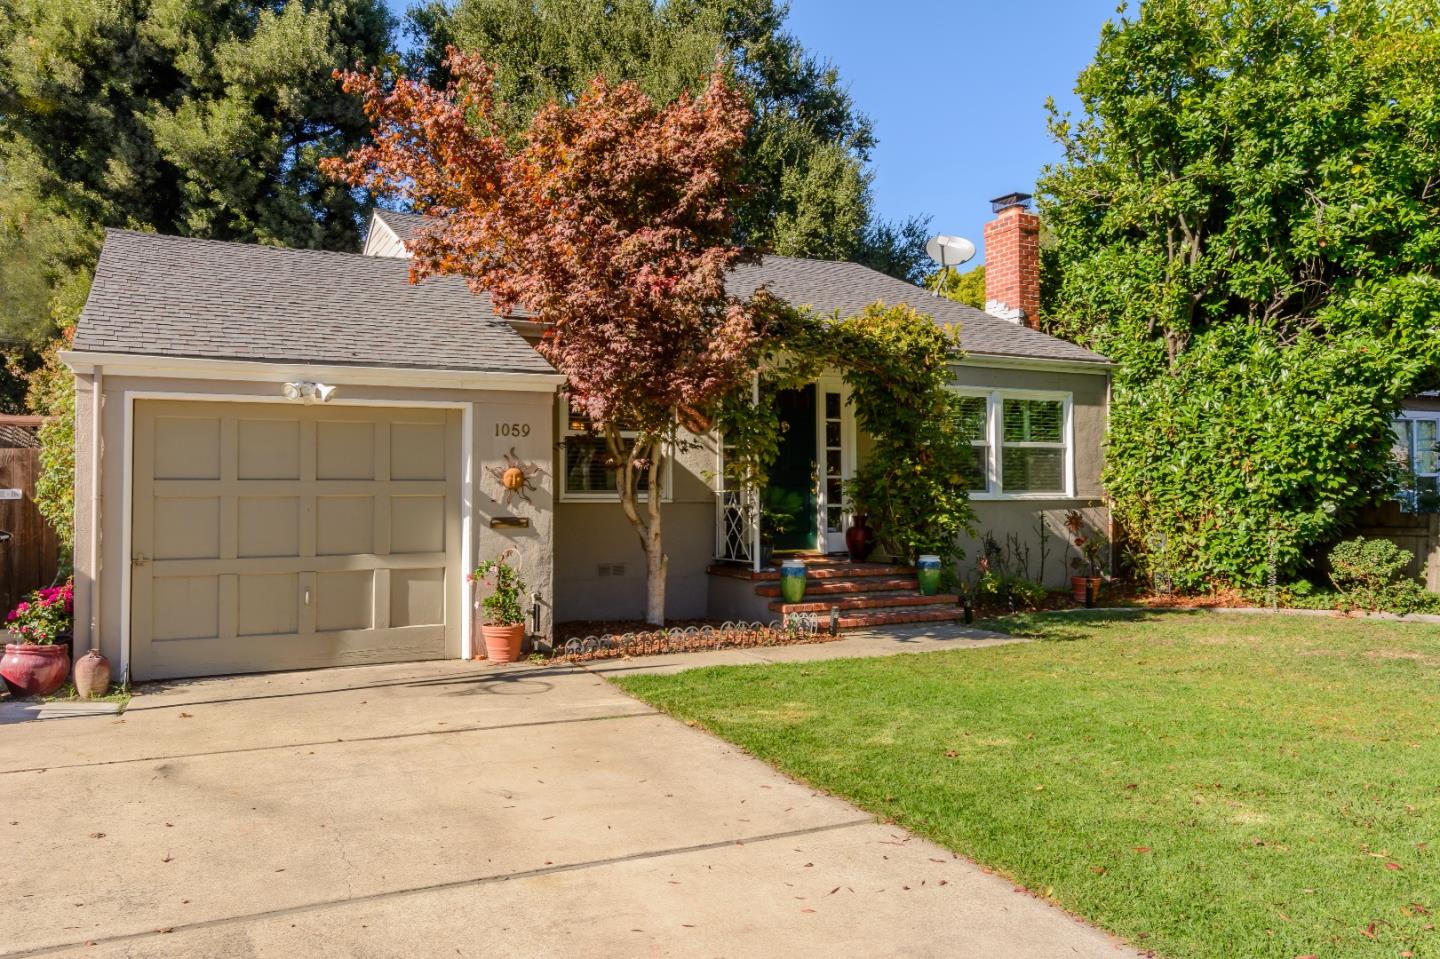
[0,659,1125,958]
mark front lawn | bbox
[615,611,1440,959]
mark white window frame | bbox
[556,397,674,503]
[1393,411,1440,507]
[951,387,1075,500]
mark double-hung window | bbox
[559,399,662,501]
[953,392,991,493]
[951,388,1073,498]
[1393,414,1440,512]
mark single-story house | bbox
[63,193,1111,681]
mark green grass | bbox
[39,680,132,709]
[615,611,1440,959]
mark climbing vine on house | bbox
[716,302,976,568]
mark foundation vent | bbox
[597,563,626,578]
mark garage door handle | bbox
[304,588,311,606]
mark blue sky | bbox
[381,0,1121,265]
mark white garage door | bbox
[130,400,461,680]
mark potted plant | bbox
[2,580,74,698]
[472,551,528,663]
[1064,510,1108,603]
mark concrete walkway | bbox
[0,642,1128,958]
[583,620,1024,676]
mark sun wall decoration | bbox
[487,447,545,507]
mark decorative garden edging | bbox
[555,618,833,663]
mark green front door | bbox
[767,385,818,551]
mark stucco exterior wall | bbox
[948,362,1110,588]
[552,401,718,622]
[853,362,1110,588]
[71,367,556,674]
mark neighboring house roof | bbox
[372,210,1109,367]
[73,230,555,375]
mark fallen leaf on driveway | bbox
[178,713,192,719]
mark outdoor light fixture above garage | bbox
[282,381,337,404]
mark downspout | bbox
[90,366,103,660]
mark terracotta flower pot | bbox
[1071,576,1102,604]
[481,624,525,663]
[74,649,113,699]
[1,643,71,698]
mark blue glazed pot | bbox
[916,554,942,596]
[780,560,807,604]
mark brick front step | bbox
[830,606,971,630]
[707,561,915,582]
[755,576,919,597]
[768,592,959,613]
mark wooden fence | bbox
[0,448,61,614]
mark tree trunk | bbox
[609,428,668,626]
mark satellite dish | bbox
[925,235,976,297]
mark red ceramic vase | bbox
[1,643,71,698]
[845,515,876,562]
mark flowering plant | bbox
[1064,511,1108,579]
[6,579,74,645]
[470,551,527,627]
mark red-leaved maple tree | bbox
[324,49,775,624]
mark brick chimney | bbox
[983,192,1040,327]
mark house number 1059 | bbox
[495,423,531,437]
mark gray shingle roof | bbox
[375,210,1109,366]
[724,256,1108,366]
[74,230,555,375]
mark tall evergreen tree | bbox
[0,0,397,345]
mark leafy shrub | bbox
[836,304,976,565]
[975,572,1047,610]
[1328,537,1432,614]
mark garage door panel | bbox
[237,419,301,480]
[236,573,300,637]
[390,567,445,627]
[316,496,375,555]
[140,628,446,681]
[153,417,221,480]
[152,576,220,641]
[316,571,374,632]
[237,497,301,558]
[390,495,446,554]
[149,552,447,576]
[317,421,375,480]
[390,422,447,480]
[154,498,221,560]
[132,401,460,680]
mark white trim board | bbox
[62,350,565,393]
[116,390,476,679]
[956,354,1112,375]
